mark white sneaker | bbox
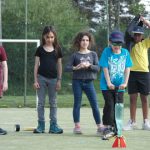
[123,119,138,131]
[142,119,150,130]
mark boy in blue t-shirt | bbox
[99,30,132,137]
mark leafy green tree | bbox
[73,0,106,30]
[128,3,145,16]
[1,0,88,95]
[2,0,88,49]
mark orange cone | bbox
[112,136,126,148]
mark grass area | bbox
[0,92,149,108]
[2,77,149,108]
[0,108,150,150]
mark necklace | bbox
[43,46,54,52]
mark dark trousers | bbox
[102,90,124,126]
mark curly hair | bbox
[72,31,95,51]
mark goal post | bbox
[0,39,40,46]
[0,39,40,106]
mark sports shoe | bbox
[0,128,7,135]
[123,119,138,131]
[33,120,45,133]
[49,123,63,134]
[102,128,115,140]
[142,119,150,130]
[73,126,82,134]
[97,127,106,136]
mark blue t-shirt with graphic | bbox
[99,47,133,90]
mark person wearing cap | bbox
[99,30,132,137]
[123,16,150,131]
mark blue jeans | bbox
[72,79,101,124]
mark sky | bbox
[140,0,150,12]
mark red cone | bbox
[112,136,126,148]
[120,137,126,148]
[112,137,119,147]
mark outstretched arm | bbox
[140,16,150,28]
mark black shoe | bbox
[0,128,7,135]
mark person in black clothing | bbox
[33,26,63,134]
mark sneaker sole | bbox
[0,132,7,135]
[49,130,63,134]
[102,134,116,140]
[73,130,82,134]
[33,129,45,133]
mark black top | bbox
[35,46,62,79]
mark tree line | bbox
[1,0,148,95]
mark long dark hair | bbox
[41,26,61,57]
[72,31,95,51]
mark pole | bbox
[117,0,120,30]
[24,0,28,106]
[0,0,2,46]
[106,0,109,46]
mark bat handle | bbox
[115,86,119,103]
[115,86,119,91]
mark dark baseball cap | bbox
[132,26,144,34]
[109,30,124,43]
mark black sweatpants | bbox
[102,90,124,126]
